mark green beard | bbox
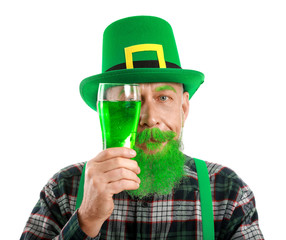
[127,128,186,199]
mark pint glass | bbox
[97,83,141,149]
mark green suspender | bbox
[76,162,86,210]
[193,158,215,240]
[76,160,215,239]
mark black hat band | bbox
[106,60,181,72]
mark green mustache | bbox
[136,128,176,151]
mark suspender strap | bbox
[76,162,86,210]
[194,158,215,240]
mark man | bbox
[21,16,264,239]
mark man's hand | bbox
[78,147,140,237]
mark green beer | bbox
[98,101,141,149]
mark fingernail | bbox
[130,149,136,157]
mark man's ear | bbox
[182,91,190,127]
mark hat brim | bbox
[80,68,204,111]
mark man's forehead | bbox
[105,83,183,98]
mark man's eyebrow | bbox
[118,87,134,97]
[119,89,124,97]
[155,85,177,93]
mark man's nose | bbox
[139,99,159,128]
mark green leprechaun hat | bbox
[80,15,204,111]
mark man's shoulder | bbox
[56,162,85,178]
[47,162,85,188]
[184,155,246,185]
[183,155,254,202]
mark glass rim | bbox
[97,83,141,101]
[99,83,140,86]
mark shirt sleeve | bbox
[229,185,264,240]
[20,174,100,240]
[217,183,264,240]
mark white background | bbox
[1,0,285,239]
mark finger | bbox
[100,158,140,174]
[108,179,140,194]
[104,168,141,184]
[94,147,136,163]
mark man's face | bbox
[137,82,190,152]
[128,82,190,199]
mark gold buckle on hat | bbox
[124,44,167,69]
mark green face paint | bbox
[155,85,177,93]
[118,87,135,98]
[128,128,185,199]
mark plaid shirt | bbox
[21,156,264,239]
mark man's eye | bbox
[159,96,169,101]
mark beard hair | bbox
[127,129,186,199]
